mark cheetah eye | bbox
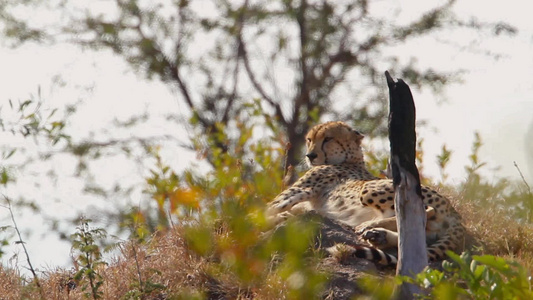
[323,137,333,143]
[306,138,311,143]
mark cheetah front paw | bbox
[266,211,294,225]
[361,228,389,248]
[356,220,379,234]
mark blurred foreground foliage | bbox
[360,251,533,300]
[0,99,331,298]
[136,100,329,298]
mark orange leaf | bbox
[170,188,200,211]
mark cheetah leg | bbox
[357,208,435,233]
[357,217,397,233]
[426,218,465,261]
[420,188,466,261]
[266,186,314,222]
[358,180,465,261]
[361,214,465,261]
[267,211,295,225]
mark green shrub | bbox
[397,252,533,300]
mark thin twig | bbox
[3,196,44,299]
[513,161,533,223]
[131,240,144,294]
[238,37,284,121]
[514,161,532,194]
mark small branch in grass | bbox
[2,196,44,299]
[513,161,533,223]
[131,240,144,294]
[514,161,532,194]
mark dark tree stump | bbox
[385,71,428,299]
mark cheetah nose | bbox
[306,152,318,161]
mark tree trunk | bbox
[385,71,428,299]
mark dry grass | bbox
[0,265,23,297]
[453,194,533,273]
[1,194,532,299]
[0,227,288,299]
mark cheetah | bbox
[267,121,464,265]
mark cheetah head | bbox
[305,121,364,166]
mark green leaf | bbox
[473,255,511,274]
[184,225,213,256]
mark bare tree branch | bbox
[238,35,286,125]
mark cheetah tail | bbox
[326,243,397,266]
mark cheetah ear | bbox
[351,129,364,141]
